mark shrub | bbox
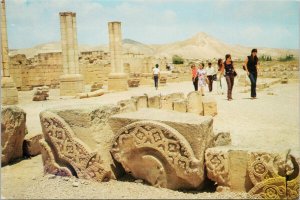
[172,55,184,64]
[278,54,295,62]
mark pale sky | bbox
[5,0,299,49]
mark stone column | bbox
[59,12,84,96]
[107,22,128,91]
[1,0,18,105]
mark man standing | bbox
[153,64,160,90]
[245,49,259,99]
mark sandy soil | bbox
[1,78,299,199]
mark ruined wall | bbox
[9,50,173,90]
[79,51,110,84]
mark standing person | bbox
[197,63,207,96]
[191,64,198,91]
[245,49,259,99]
[153,64,160,90]
[224,54,236,101]
[216,58,226,95]
[206,62,216,92]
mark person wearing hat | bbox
[153,64,160,90]
[245,49,259,99]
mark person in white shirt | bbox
[206,62,216,92]
[153,64,160,90]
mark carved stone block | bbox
[205,147,289,193]
[187,91,203,115]
[202,97,217,117]
[172,99,187,113]
[117,99,137,113]
[23,133,43,157]
[109,108,214,189]
[39,106,124,182]
[1,106,26,166]
[131,95,148,110]
[160,93,184,111]
[147,94,161,109]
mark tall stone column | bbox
[107,22,128,91]
[1,0,18,105]
[59,12,84,96]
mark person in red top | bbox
[191,64,198,91]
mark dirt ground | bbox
[1,78,299,199]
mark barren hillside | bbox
[9,32,298,60]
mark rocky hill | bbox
[9,32,298,60]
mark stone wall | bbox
[8,50,172,90]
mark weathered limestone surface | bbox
[1,106,26,165]
[109,108,214,189]
[131,95,148,110]
[59,12,84,96]
[187,91,203,115]
[40,104,122,180]
[32,86,49,101]
[90,82,103,92]
[117,99,137,113]
[147,94,161,109]
[127,78,140,87]
[172,99,187,113]
[205,146,299,199]
[1,77,19,105]
[1,0,18,105]
[23,133,43,156]
[213,131,231,146]
[108,22,128,91]
[202,97,218,117]
[160,92,184,111]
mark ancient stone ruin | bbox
[107,22,128,92]
[33,94,300,199]
[1,106,26,166]
[32,86,49,101]
[59,12,84,96]
[1,0,18,105]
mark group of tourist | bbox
[191,49,259,100]
[152,49,259,100]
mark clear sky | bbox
[5,0,299,49]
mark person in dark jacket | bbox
[245,49,259,99]
[224,54,236,101]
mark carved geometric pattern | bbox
[40,111,111,182]
[287,176,300,200]
[248,177,286,199]
[39,139,72,177]
[248,152,285,185]
[205,151,229,186]
[111,120,202,190]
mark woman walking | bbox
[245,49,259,99]
[224,54,236,101]
[191,64,198,91]
[216,59,226,95]
[197,63,207,96]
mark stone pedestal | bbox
[108,73,128,92]
[1,77,18,105]
[59,74,84,96]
